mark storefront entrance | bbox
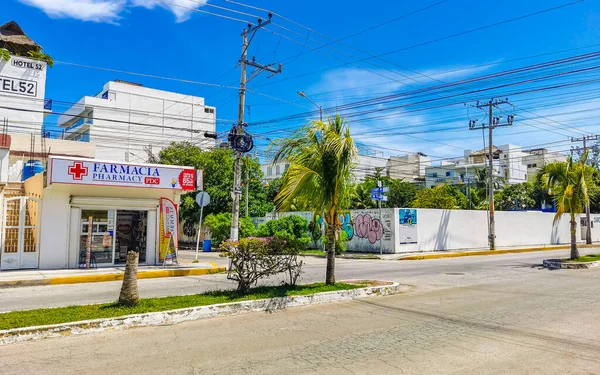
[115,210,147,264]
[78,209,149,267]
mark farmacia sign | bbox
[49,157,196,191]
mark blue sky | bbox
[3,0,600,161]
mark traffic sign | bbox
[370,186,390,194]
[195,192,211,207]
[371,193,388,202]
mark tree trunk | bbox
[325,224,336,285]
[119,251,139,306]
[570,216,580,260]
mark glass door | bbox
[80,210,116,266]
[115,210,148,264]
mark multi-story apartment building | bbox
[387,152,431,182]
[425,144,529,188]
[524,148,567,180]
[57,81,216,163]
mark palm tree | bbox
[538,152,592,259]
[272,115,357,284]
[119,251,139,306]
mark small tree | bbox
[495,182,536,211]
[118,251,139,306]
[272,115,357,285]
[538,153,593,259]
[221,237,303,292]
[411,185,458,209]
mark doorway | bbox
[115,210,148,264]
[1,196,41,270]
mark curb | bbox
[0,281,401,345]
[0,267,226,289]
[542,259,600,269]
[398,244,597,261]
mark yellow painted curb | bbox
[398,244,596,261]
[46,267,226,285]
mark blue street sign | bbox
[370,186,390,194]
[371,193,388,202]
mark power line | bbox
[251,0,586,89]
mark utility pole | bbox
[571,134,599,245]
[230,14,282,241]
[469,99,516,250]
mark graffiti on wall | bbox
[339,213,354,240]
[354,214,382,244]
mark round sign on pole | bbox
[196,192,210,207]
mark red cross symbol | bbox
[68,161,88,180]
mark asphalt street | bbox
[0,248,599,374]
[0,248,598,312]
[0,249,598,311]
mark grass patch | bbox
[0,282,362,331]
[299,249,327,257]
[564,254,600,263]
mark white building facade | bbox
[387,152,430,182]
[57,81,217,163]
[425,144,529,188]
[524,148,567,180]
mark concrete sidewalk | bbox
[395,243,599,260]
[0,263,225,288]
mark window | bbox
[446,171,454,177]
[527,164,532,168]
[428,172,438,178]
[204,107,215,114]
[275,165,281,176]
[267,166,272,176]
[532,163,537,168]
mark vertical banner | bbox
[159,198,179,264]
[399,209,418,244]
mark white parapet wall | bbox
[252,208,597,253]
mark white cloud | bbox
[130,0,207,23]
[18,0,126,23]
[18,0,208,23]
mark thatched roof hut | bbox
[0,21,41,55]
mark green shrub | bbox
[256,215,311,247]
[203,213,255,245]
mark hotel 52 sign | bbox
[49,157,196,191]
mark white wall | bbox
[411,209,573,252]
[0,56,47,135]
[254,208,591,254]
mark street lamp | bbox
[297,91,323,121]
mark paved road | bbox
[1,249,599,374]
[0,248,597,313]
